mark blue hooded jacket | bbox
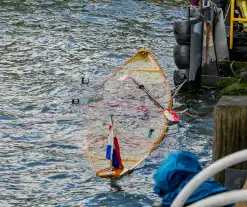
[153,152,232,206]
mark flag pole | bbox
[110,114,114,168]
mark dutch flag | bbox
[105,116,124,169]
[106,124,114,160]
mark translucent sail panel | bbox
[121,51,161,71]
[84,68,171,171]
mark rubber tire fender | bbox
[173,19,200,45]
[173,44,190,69]
[173,69,188,86]
[231,46,247,61]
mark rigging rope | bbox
[172,80,187,99]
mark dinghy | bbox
[84,48,172,178]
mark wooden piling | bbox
[213,96,247,184]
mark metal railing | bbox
[171,149,247,207]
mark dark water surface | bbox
[0,0,216,206]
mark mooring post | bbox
[213,96,247,184]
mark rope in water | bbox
[86,104,213,119]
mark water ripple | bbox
[0,1,214,206]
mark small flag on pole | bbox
[105,116,124,169]
[106,124,113,160]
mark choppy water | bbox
[0,1,217,206]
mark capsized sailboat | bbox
[84,48,174,178]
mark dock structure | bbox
[173,0,247,91]
[213,96,247,184]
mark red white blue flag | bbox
[106,124,114,160]
[105,118,123,169]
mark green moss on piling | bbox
[217,61,247,96]
[219,81,247,95]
